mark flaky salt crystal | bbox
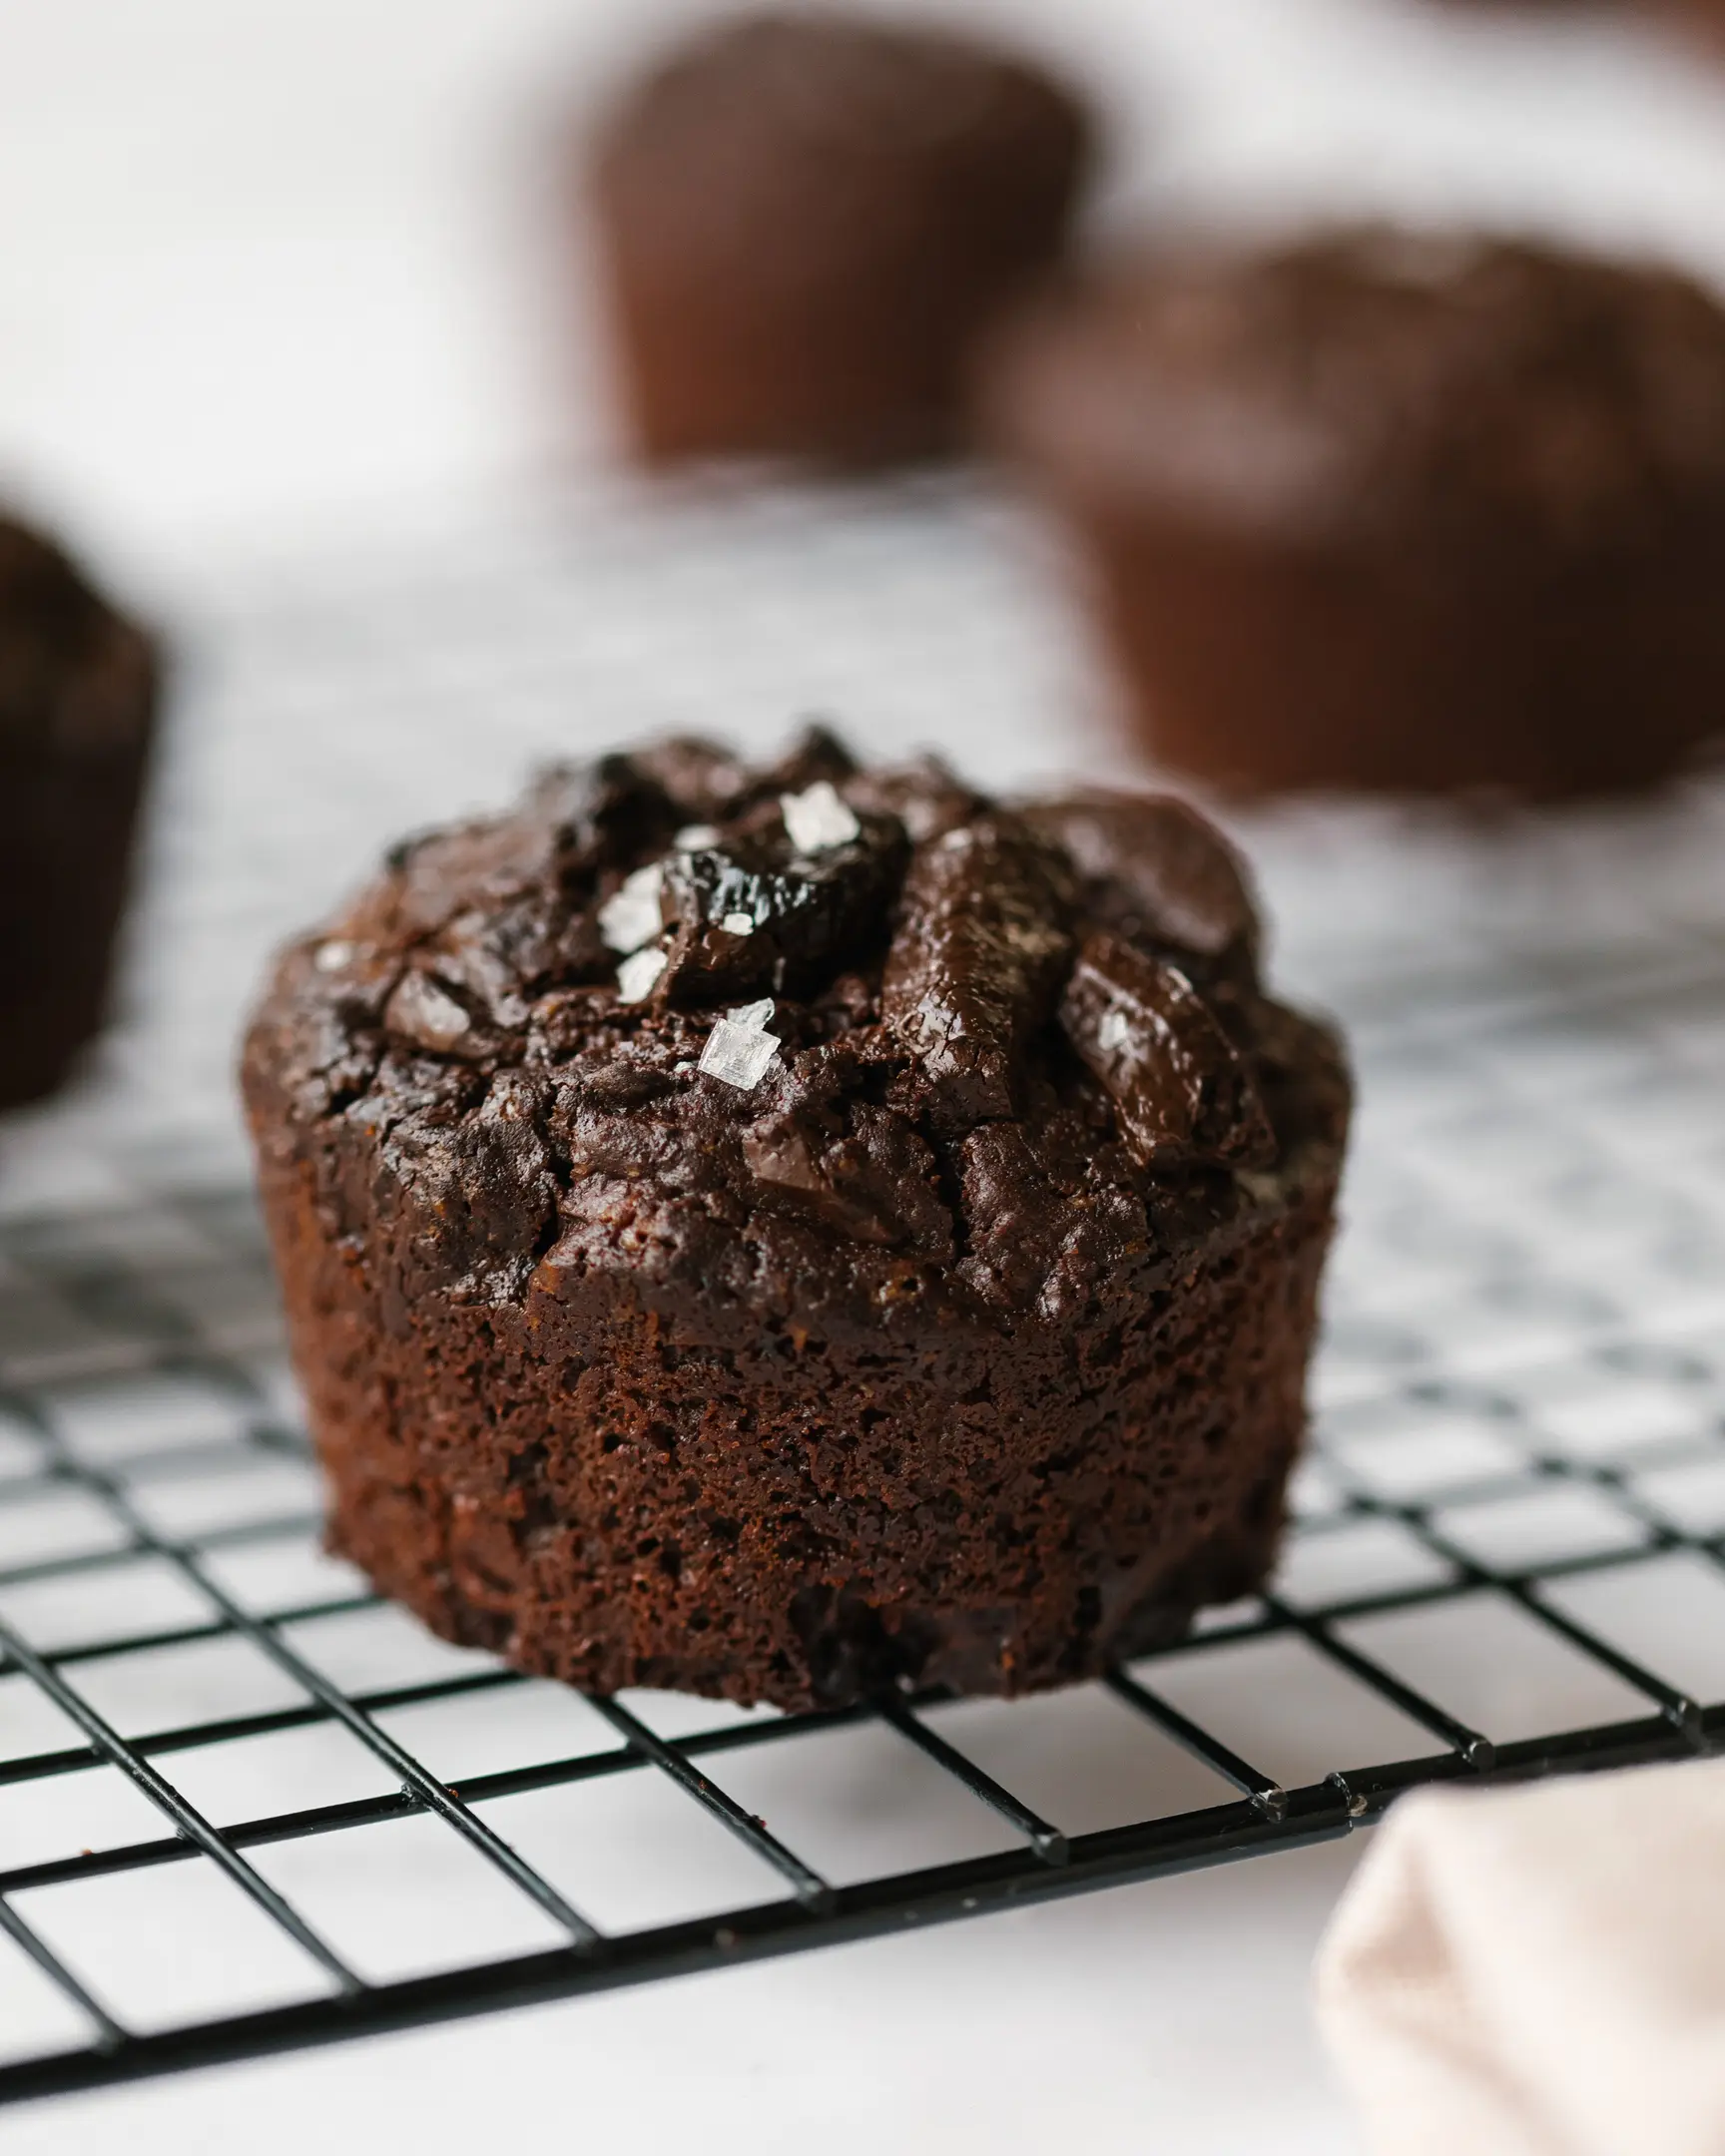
[599,862,664,953]
[1097,1007,1131,1053]
[616,945,667,1004]
[313,939,354,972]
[780,781,860,855]
[721,910,756,936]
[674,823,721,850]
[699,1001,781,1090]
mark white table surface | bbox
[2,1842,1366,2156]
[3,1,1724,2146]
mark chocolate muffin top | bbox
[592,13,1092,296]
[0,514,154,758]
[250,730,1345,1343]
[989,230,1725,554]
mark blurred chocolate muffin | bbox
[0,515,158,1110]
[589,12,1094,467]
[1636,0,1725,48]
[987,229,1725,797]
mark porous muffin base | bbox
[255,1126,1338,1711]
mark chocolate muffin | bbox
[244,729,1349,1711]
[1637,0,1725,49]
[0,515,159,1111]
[588,13,1094,467]
[987,230,1725,797]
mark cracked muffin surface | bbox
[244,726,1349,1709]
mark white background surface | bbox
[3,1,1725,2148]
[3,0,1725,578]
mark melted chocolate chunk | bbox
[658,808,907,1005]
[1059,930,1275,1171]
[880,813,1074,1127]
[1022,792,1260,976]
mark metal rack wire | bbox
[4,930,1725,2103]
[3,479,1725,2103]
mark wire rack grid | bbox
[4,477,1725,2104]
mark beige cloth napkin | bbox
[1314,1757,1725,2156]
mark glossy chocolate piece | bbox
[1023,791,1261,977]
[1060,931,1276,1172]
[658,806,908,1004]
[880,813,1074,1126]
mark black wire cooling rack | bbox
[4,932,1725,2105]
[5,481,1725,2105]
